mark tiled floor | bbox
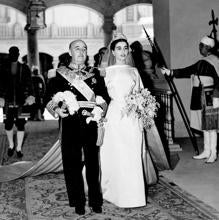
[161,136,219,212]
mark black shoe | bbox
[7,148,14,157]
[75,206,85,215]
[92,206,102,213]
[16,151,23,158]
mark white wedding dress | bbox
[100,65,147,208]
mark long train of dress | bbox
[0,125,169,183]
[0,140,62,182]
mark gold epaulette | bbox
[57,66,94,81]
[57,66,76,76]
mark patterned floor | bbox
[0,121,219,220]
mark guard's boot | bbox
[206,131,217,163]
[193,131,210,159]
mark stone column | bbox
[0,6,9,23]
[133,6,138,22]
[27,29,40,71]
[50,8,58,38]
[5,7,10,23]
[153,0,182,155]
[13,11,23,38]
[87,11,94,38]
[153,0,171,67]
[102,15,116,46]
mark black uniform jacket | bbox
[0,60,34,117]
[45,65,110,117]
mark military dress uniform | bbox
[46,64,109,208]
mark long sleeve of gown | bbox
[93,70,111,105]
[133,67,144,91]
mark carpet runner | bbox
[0,121,219,219]
[1,173,219,220]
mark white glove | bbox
[48,69,56,79]
[86,106,103,124]
[213,98,219,108]
[96,96,105,104]
[0,97,5,107]
[160,67,171,76]
[25,96,35,105]
[93,106,103,121]
[98,67,106,77]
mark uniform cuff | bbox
[46,100,59,118]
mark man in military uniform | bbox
[45,39,109,215]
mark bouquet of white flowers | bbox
[122,88,159,129]
[52,91,79,115]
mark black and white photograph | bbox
[0,0,219,219]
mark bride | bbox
[99,33,169,208]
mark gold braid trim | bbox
[46,100,59,118]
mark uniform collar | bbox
[68,63,86,71]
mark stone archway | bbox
[45,0,152,16]
[0,0,152,15]
[0,0,155,75]
[0,0,152,46]
[45,0,152,45]
[0,0,26,13]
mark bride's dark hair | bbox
[110,39,129,51]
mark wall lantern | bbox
[25,0,46,30]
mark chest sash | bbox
[57,67,96,102]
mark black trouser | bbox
[4,107,26,131]
[61,114,103,207]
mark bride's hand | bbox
[98,67,106,77]
[0,98,5,107]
